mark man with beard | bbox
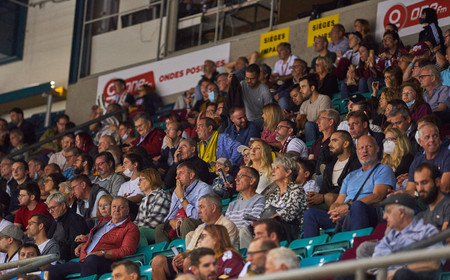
[223,107,260,146]
[302,135,395,237]
[73,154,94,180]
[415,163,450,231]
[48,133,75,171]
[275,119,308,158]
[303,131,361,213]
[190,248,218,280]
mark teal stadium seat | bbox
[330,227,373,246]
[280,240,288,247]
[288,234,329,258]
[141,265,152,280]
[300,252,342,268]
[135,241,167,264]
[239,248,247,258]
[99,273,112,280]
[440,272,450,280]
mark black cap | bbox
[378,193,416,210]
[346,31,363,41]
[344,94,366,103]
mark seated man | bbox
[46,191,89,261]
[225,166,265,249]
[270,42,299,83]
[72,174,108,220]
[130,112,165,159]
[62,147,80,179]
[415,163,450,231]
[111,260,141,280]
[91,152,125,196]
[48,133,75,171]
[275,119,308,158]
[9,107,35,145]
[157,121,184,174]
[189,248,218,280]
[401,122,450,195]
[155,162,212,243]
[46,197,140,279]
[240,239,278,277]
[14,181,51,230]
[0,225,24,272]
[25,214,60,264]
[37,114,69,154]
[347,110,384,158]
[303,135,395,237]
[264,247,300,274]
[164,138,212,190]
[197,117,242,170]
[151,193,238,280]
[223,107,260,146]
[307,130,361,209]
[373,193,443,279]
[388,105,419,154]
[275,59,308,111]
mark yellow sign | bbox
[259,27,290,58]
[307,14,339,47]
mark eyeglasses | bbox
[275,125,290,130]
[418,75,432,79]
[382,138,397,143]
[236,174,252,179]
[99,203,111,208]
[48,205,60,212]
[95,161,107,167]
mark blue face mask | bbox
[208,91,218,102]
[406,99,415,107]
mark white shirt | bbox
[117,177,145,199]
[273,54,299,76]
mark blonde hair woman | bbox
[381,128,414,189]
[261,103,284,151]
[315,56,339,98]
[247,138,273,194]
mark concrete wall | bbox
[0,1,75,93]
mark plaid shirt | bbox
[135,188,170,228]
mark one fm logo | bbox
[383,1,449,30]
[102,71,156,104]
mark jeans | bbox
[302,208,336,238]
[46,255,112,280]
[304,121,319,143]
[349,201,381,230]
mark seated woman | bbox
[135,168,171,247]
[261,103,283,151]
[115,121,137,149]
[75,132,97,159]
[401,82,432,122]
[248,139,273,194]
[381,128,414,190]
[372,88,401,130]
[372,65,403,98]
[341,43,381,98]
[44,173,67,197]
[263,156,307,242]
[194,224,244,278]
[315,56,338,99]
[75,194,113,240]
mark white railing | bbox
[0,254,59,280]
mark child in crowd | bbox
[211,158,235,199]
[296,159,319,193]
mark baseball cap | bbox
[412,42,430,56]
[344,94,366,103]
[210,158,231,168]
[346,31,363,41]
[378,193,416,210]
[0,225,24,241]
[237,145,250,155]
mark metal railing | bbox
[248,228,450,280]
[0,109,123,161]
[0,254,58,280]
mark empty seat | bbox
[300,252,342,268]
[289,234,329,258]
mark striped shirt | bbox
[225,194,266,229]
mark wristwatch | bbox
[102,250,106,256]
[180,197,187,203]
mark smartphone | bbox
[218,169,228,184]
[171,246,180,256]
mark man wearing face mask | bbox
[199,83,225,113]
[118,153,145,204]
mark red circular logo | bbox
[384,4,407,30]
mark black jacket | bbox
[321,152,361,194]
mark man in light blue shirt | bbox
[155,162,212,243]
[440,47,450,86]
[373,193,443,279]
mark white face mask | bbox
[383,140,395,155]
[121,134,128,141]
[123,168,134,178]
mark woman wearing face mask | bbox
[117,153,145,204]
[401,82,432,122]
[380,128,414,190]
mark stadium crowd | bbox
[0,8,449,280]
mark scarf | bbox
[199,131,219,172]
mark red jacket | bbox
[131,127,165,157]
[79,217,139,262]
